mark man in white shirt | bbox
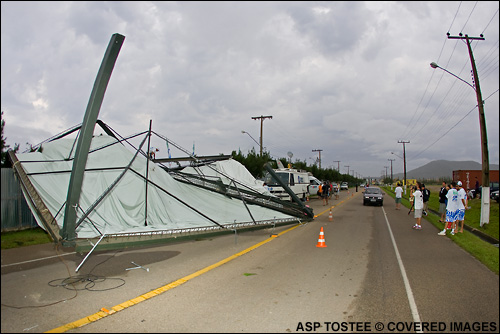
[456,181,468,233]
[394,183,403,210]
[438,181,459,236]
[411,182,424,230]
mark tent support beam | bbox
[264,163,314,219]
[229,180,256,224]
[145,120,152,226]
[74,133,149,230]
[75,234,106,272]
[61,34,125,244]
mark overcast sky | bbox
[1,1,499,178]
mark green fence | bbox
[1,168,38,231]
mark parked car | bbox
[491,190,499,203]
[468,182,499,199]
[340,182,349,190]
[363,187,384,206]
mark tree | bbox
[1,111,20,167]
[231,148,272,179]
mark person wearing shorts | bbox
[395,183,403,210]
[411,183,424,230]
[456,181,468,233]
[438,181,459,236]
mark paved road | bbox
[1,188,498,333]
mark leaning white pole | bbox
[75,234,106,272]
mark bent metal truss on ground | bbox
[7,33,312,255]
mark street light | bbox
[391,152,403,159]
[430,62,475,89]
[430,61,490,226]
[241,130,260,151]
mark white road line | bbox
[382,207,423,333]
[1,252,77,268]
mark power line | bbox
[409,89,499,160]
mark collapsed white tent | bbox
[180,159,275,197]
[16,135,299,240]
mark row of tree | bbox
[231,148,364,185]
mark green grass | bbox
[382,186,499,275]
[1,228,53,249]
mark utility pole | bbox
[398,140,409,194]
[388,158,395,182]
[344,165,350,175]
[312,149,323,169]
[251,115,272,157]
[384,166,389,179]
[448,33,489,226]
[333,160,340,172]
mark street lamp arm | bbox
[430,62,475,90]
[391,152,403,160]
[241,130,260,147]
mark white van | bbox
[308,174,322,195]
[263,168,310,201]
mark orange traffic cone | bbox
[316,227,327,247]
[329,210,333,221]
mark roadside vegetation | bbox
[382,185,499,275]
[1,228,53,249]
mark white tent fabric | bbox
[180,159,274,197]
[17,135,296,239]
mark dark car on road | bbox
[363,187,384,206]
[491,190,499,203]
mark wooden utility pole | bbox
[398,140,409,191]
[388,158,395,182]
[312,149,323,169]
[251,115,272,157]
[448,33,489,225]
[333,160,340,172]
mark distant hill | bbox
[393,160,499,180]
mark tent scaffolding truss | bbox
[9,120,312,253]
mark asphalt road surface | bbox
[1,188,498,333]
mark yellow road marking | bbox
[313,191,358,218]
[46,224,302,333]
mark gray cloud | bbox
[1,1,498,178]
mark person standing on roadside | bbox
[438,181,448,223]
[395,183,403,210]
[474,177,480,198]
[321,181,330,206]
[438,181,459,236]
[422,184,430,216]
[456,181,468,233]
[410,182,424,230]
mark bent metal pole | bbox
[62,33,125,243]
